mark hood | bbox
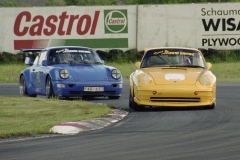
[63,64,109,81]
[142,67,204,85]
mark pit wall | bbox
[0,3,239,54]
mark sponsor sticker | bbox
[165,74,185,81]
[104,10,128,34]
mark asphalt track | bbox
[1,82,240,160]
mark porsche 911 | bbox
[129,47,216,111]
[19,46,122,99]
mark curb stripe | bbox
[50,109,128,134]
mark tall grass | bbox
[210,62,240,82]
[123,0,236,4]
[204,50,240,63]
[1,49,240,82]
[0,64,27,83]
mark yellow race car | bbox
[129,47,216,111]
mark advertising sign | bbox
[0,3,239,54]
[199,5,240,49]
[137,3,240,51]
[0,6,136,53]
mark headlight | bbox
[198,74,212,86]
[60,69,70,79]
[111,69,121,79]
[137,73,152,86]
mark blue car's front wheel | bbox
[108,96,120,99]
[46,76,55,99]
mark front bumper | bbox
[52,80,122,97]
[134,85,216,107]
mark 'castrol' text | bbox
[14,11,100,36]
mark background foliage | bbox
[0,0,240,64]
[0,0,239,7]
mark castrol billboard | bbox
[137,3,240,50]
[1,3,240,54]
[0,6,136,53]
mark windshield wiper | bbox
[69,60,92,65]
[180,65,205,68]
[93,62,103,64]
[157,55,173,65]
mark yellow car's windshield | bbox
[141,49,206,68]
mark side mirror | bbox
[42,60,48,66]
[135,62,141,69]
[206,62,212,70]
[25,57,33,66]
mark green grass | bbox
[1,62,240,83]
[0,96,112,138]
[0,61,239,138]
[0,64,27,83]
[211,62,240,82]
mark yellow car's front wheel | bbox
[129,89,145,111]
[203,103,216,110]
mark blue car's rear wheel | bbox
[19,75,37,97]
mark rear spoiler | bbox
[20,48,44,56]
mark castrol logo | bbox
[104,10,128,33]
[13,11,100,36]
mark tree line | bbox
[0,0,237,7]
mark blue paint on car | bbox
[19,46,123,99]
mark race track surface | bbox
[0,82,240,160]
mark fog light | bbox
[119,84,123,88]
[153,91,157,95]
[57,84,65,88]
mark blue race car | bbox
[19,46,123,99]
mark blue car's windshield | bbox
[48,48,102,65]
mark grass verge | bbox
[211,62,240,82]
[0,61,239,138]
[0,96,112,138]
[1,62,240,83]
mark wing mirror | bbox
[42,60,48,66]
[206,62,212,70]
[135,62,141,69]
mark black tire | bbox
[204,103,216,110]
[62,97,70,100]
[129,91,133,108]
[46,76,55,99]
[108,96,120,99]
[129,89,145,111]
[19,75,37,97]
